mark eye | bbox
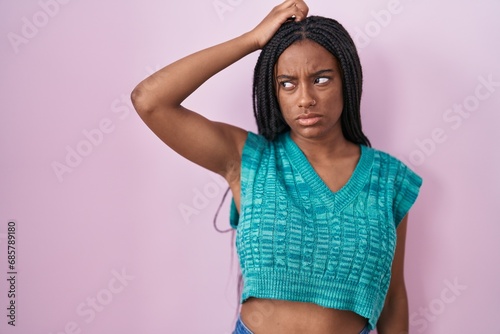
[315,77,330,85]
[279,81,295,90]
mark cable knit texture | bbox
[230,132,422,330]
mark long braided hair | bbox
[253,15,371,146]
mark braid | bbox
[253,16,371,147]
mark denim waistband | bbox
[233,315,371,334]
[233,315,253,334]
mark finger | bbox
[289,4,307,22]
[272,1,307,24]
[275,4,304,24]
[275,0,298,12]
[280,0,297,8]
[293,1,309,19]
[282,1,308,21]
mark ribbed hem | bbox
[241,269,382,330]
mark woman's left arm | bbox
[377,214,410,334]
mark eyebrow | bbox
[276,69,335,80]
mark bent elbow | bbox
[131,85,154,116]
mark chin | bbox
[292,126,330,140]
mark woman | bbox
[131,1,422,333]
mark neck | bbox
[289,130,355,163]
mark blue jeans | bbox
[233,315,371,333]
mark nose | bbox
[297,84,316,109]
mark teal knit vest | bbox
[230,132,422,330]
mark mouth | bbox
[296,113,322,126]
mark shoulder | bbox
[363,145,423,192]
[364,145,401,166]
[245,131,267,147]
[243,131,287,154]
[365,146,418,175]
[242,131,269,157]
[240,131,275,173]
[364,146,423,226]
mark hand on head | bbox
[249,0,309,50]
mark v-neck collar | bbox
[280,132,374,213]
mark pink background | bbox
[1,0,499,333]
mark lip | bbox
[296,113,322,126]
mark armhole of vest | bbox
[230,132,267,228]
[392,159,423,228]
[240,132,267,187]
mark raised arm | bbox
[130,0,308,183]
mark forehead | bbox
[275,39,339,74]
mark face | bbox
[275,39,344,141]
